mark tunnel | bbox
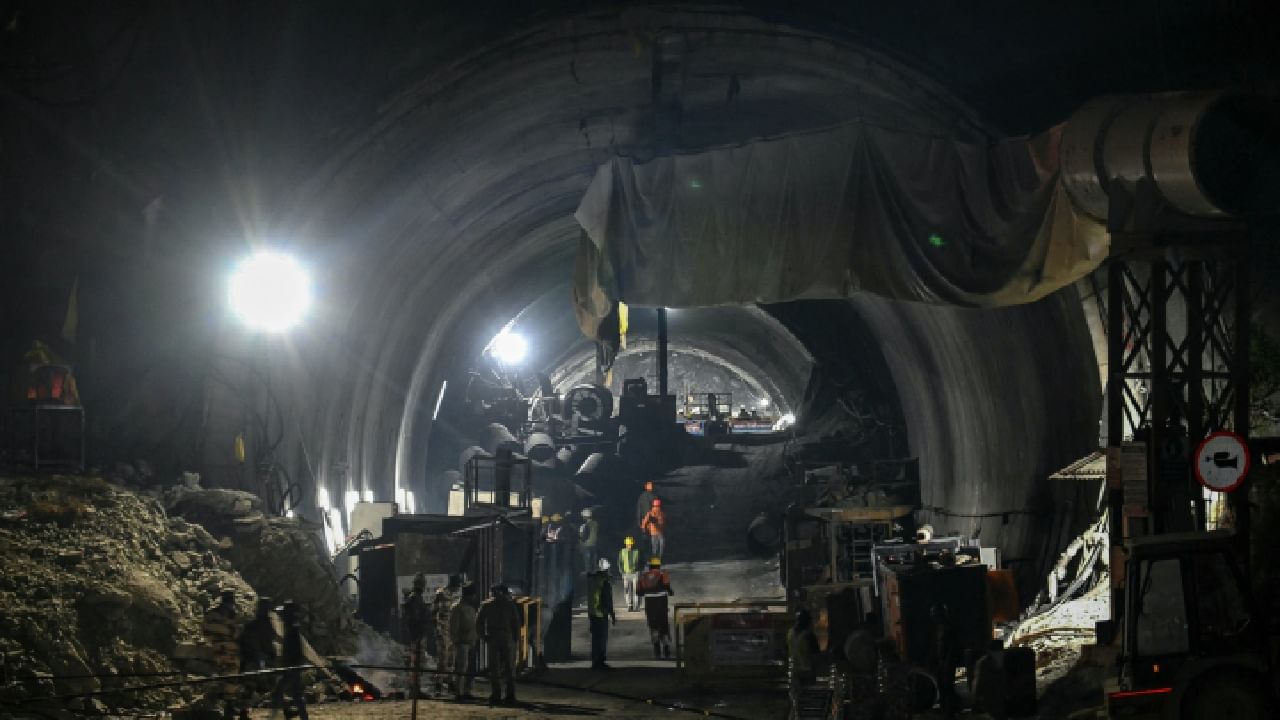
[3,2,1278,718]
[257,6,1106,592]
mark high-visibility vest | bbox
[618,547,640,574]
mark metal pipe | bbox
[657,307,669,399]
[524,432,556,462]
[1060,92,1280,219]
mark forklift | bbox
[1104,530,1275,720]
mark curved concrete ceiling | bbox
[293,6,996,502]
[14,2,1268,582]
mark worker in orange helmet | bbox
[637,556,675,659]
[640,497,666,560]
[635,481,658,529]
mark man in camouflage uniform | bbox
[201,589,244,720]
[401,575,433,700]
[432,574,463,695]
[476,582,522,706]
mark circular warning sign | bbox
[1194,431,1251,492]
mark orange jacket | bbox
[641,506,666,536]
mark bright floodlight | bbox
[228,250,312,333]
[491,331,528,365]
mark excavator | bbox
[1104,530,1276,719]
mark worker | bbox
[238,597,276,717]
[448,582,480,701]
[543,512,567,543]
[201,589,243,720]
[637,557,674,659]
[432,574,463,696]
[401,573,434,700]
[634,481,657,529]
[641,497,667,560]
[787,608,819,711]
[617,536,641,611]
[587,558,618,670]
[476,583,522,706]
[928,603,959,719]
[267,601,308,720]
[578,508,599,574]
[971,639,1008,720]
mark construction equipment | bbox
[1103,530,1275,720]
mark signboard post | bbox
[1193,431,1251,493]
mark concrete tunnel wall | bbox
[279,9,1105,589]
[9,2,1236,583]
[290,6,998,512]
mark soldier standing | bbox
[448,583,480,701]
[239,597,276,715]
[201,589,243,720]
[476,583,522,706]
[401,574,434,700]
[267,601,308,720]
[432,574,463,695]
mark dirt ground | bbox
[249,584,790,720]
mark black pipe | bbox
[657,307,668,399]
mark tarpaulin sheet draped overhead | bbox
[572,121,1108,340]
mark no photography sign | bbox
[1194,431,1251,493]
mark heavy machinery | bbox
[1103,531,1275,720]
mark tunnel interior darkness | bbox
[11,2,1268,597]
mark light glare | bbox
[228,250,312,332]
[491,331,528,365]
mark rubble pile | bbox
[165,488,360,656]
[0,473,254,710]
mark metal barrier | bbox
[515,596,542,670]
[673,600,790,685]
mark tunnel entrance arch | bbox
[295,7,1102,598]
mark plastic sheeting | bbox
[573,121,1108,339]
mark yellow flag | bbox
[60,277,78,343]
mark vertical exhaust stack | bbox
[1060,92,1280,220]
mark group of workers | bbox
[199,589,308,720]
[568,479,677,670]
[585,553,676,669]
[401,573,524,705]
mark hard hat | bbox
[624,536,635,546]
[644,481,654,491]
[598,558,611,572]
[581,508,593,518]
[648,556,661,567]
[652,498,661,507]
[550,513,563,522]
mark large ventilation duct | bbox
[1061,92,1280,219]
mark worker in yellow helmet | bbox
[618,537,641,611]
[637,556,674,659]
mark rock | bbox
[55,550,83,567]
[121,569,181,623]
[80,585,132,621]
[170,552,192,571]
[172,642,210,660]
